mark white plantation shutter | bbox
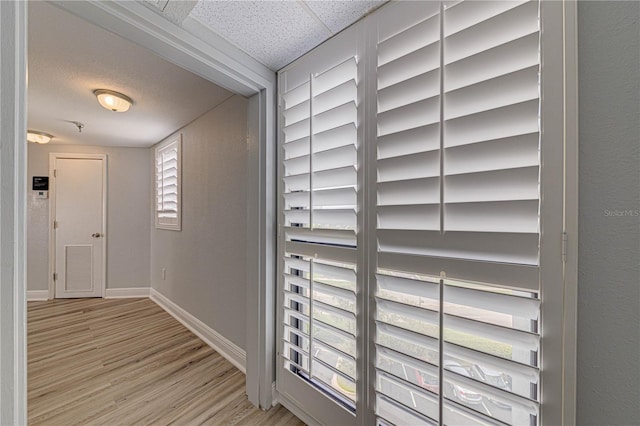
[373,3,444,425]
[278,28,361,424]
[373,1,543,425]
[277,1,569,425]
[155,135,181,230]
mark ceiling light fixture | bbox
[94,89,133,112]
[27,130,53,144]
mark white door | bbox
[54,157,105,298]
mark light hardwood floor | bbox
[28,298,304,426]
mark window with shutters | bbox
[155,134,181,230]
[277,2,574,425]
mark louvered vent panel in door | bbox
[65,245,93,291]
[281,54,359,408]
[373,4,443,425]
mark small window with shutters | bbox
[155,134,181,230]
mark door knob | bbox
[92,233,102,238]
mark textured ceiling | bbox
[28,2,233,148]
[187,0,386,70]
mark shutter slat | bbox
[444,66,539,120]
[284,118,310,142]
[377,229,540,270]
[377,273,440,302]
[378,252,539,291]
[444,313,539,353]
[313,339,356,381]
[312,56,357,96]
[376,346,439,384]
[284,273,310,291]
[377,97,440,137]
[283,136,310,160]
[378,177,440,206]
[378,205,440,231]
[445,32,538,92]
[443,368,539,416]
[313,187,356,208]
[444,341,539,391]
[378,14,439,66]
[313,262,357,290]
[444,199,539,233]
[378,123,440,160]
[314,321,357,358]
[283,100,310,127]
[282,80,310,109]
[284,191,310,209]
[285,227,356,247]
[377,395,439,426]
[313,166,356,190]
[444,132,538,175]
[444,1,526,37]
[377,372,440,421]
[283,155,309,176]
[283,209,310,227]
[445,284,539,319]
[284,256,310,273]
[313,209,356,230]
[314,280,356,308]
[444,1,538,64]
[313,145,356,171]
[376,298,439,336]
[376,322,439,362]
[378,69,440,114]
[444,99,539,148]
[286,241,357,264]
[313,79,357,116]
[378,43,440,90]
[313,101,356,134]
[283,173,310,192]
[444,166,539,203]
[313,123,356,153]
[311,359,356,402]
[377,151,440,183]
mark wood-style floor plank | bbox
[28,298,304,426]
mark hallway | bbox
[28,298,303,425]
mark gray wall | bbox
[150,95,248,350]
[577,2,640,424]
[27,144,151,291]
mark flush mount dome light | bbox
[94,89,133,112]
[27,130,53,144]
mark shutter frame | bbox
[155,134,182,231]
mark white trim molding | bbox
[104,287,151,299]
[26,291,49,301]
[150,289,246,374]
[0,1,28,424]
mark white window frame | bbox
[155,134,182,231]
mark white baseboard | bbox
[104,287,151,299]
[150,288,246,374]
[26,290,49,301]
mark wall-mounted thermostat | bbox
[33,176,49,199]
